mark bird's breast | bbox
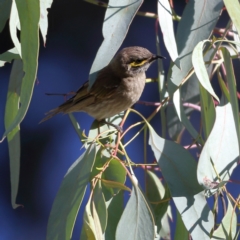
[120,74,146,104]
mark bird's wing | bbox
[73,67,120,104]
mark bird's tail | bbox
[39,108,61,123]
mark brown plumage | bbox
[40,46,164,123]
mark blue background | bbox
[0,1,239,239]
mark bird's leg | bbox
[99,120,123,133]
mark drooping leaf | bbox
[2,0,40,141]
[88,0,143,89]
[105,191,124,240]
[102,158,126,200]
[167,74,200,141]
[158,210,171,240]
[221,47,240,159]
[148,125,214,239]
[101,179,130,192]
[39,0,53,45]
[212,196,237,239]
[217,70,230,101]
[197,95,239,196]
[116,181,155,240]
[80,198,98,240]
[223,0,240,37]
[167,0,223,140]
[146,170,171,239]
[9,0,21,56]
[192,40,219,102]
[88,112,124,157]
[68,113,86,142]
[4,60,24,209]
[174,210,189,240]
[0,48,20,67]
[46,144,97,240]
[168,0,223,91]
[199,84,216,140]
[232,24,240,52]
[172,89,201,142]
[93,182,107,234]
[0,0,11,33]
[158,0,180,68]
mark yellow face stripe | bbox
[130,59,148,67]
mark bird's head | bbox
[110,46,164,77]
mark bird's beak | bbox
[151,55,166,61]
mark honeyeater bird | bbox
[41,46,164,130]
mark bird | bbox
[40,46,164,131]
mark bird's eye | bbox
[130,59,147,67]
[135,59,142,64]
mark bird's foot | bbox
[100,120,123,133]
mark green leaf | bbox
[9,0,21,56]
[0,48,20,67]
[148,125,214,239]
[174,210,189,240]
[4,60,24,209]
[167,73,200,141]
[2,0,40,141]
[192,40,219,102]
[158,0,180,68]
[102,158,126,200]
[116,182,155,240]
[93,182,107,234]
[0,0,11,33]
[68,113,86,142]
[105,191,124,240]
[199,84,216,140]
[88,0,143,89]
[217,71,230,101]
[146,170,171,239]
[80,198,98,240]
[101,179,130,192]
[197,95,239,195]
[221,47,240,161]
[46,144,97,240]
[223,0,240,37]
[168,0,223,91]
[167,0,223,141]
[88,112,124,157]
[39,0,53,45]
[212,196,237,239]
[232,24,240,52]
[172,89,201,142]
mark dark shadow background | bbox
[0,1,239,239]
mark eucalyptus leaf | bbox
[116,183,155,240]
[39,0,53,45]
[0,0,11,33]
[223,0,240,37]
[2,0,40,141]
[212,196,237,239]
[148,125,214,239]
[4,60,24,209]
[0,48,20,67]
[158,0,180,68]
[105,191,124,240]
[192,40,219,102]
[88,0,143,89]
[47,144,97,240]
[9,0,21,57]
[197,95,239,195]
[221,47,240,161]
